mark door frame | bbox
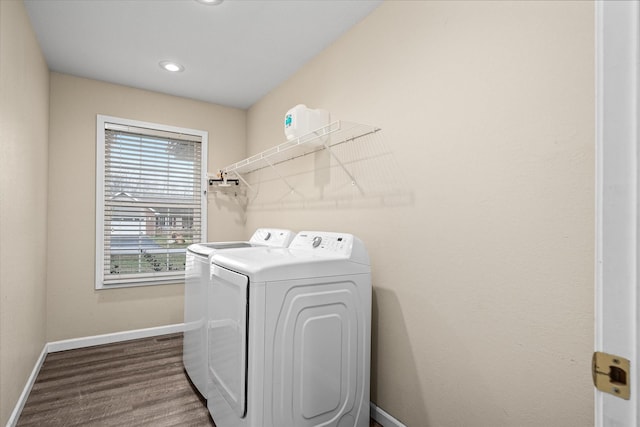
[595,0,640,425]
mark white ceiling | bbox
[24,0,382,109]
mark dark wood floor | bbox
[17,333,383,427]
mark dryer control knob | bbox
[264,232,271,241]
[312,236,322,248]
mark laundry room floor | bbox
[16,333,383,427]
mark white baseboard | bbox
[370,402,406,427]
[7,323,185,427]
[47,323,185,353]
[6,345,48,427]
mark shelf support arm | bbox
[262,157,305,199]
[322,142,365,195]
[229,171,253,192]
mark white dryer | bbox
[206,231,371,427]
[183,228,294,398]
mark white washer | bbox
[183,228,294,398]
[206,231,371,427]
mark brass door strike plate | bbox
[593,351,630,400]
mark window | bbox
[95,115,207,289]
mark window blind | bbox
[100,124,204,286]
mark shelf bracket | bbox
[262,156,305,199]
[230,171,253,192]
[322,141,365,195]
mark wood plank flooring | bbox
[17,333,383,427]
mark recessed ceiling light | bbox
[159,61,184,73]
[195,0,224,5]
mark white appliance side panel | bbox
[183,251,209,397]
[208,266,249,419]
[264,277,370,427]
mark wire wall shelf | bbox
[221,121,380,176]
[209,120,381,200]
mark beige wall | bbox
[0,1,595,425]
[47,73,246,341]
[0,0,50,424]
[246,1,594,426]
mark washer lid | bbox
[187,241,253,257]
[187,228,294,257]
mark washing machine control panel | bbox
[250,228,295,247]
[289,231,354,256]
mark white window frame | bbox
[95,115,208,289]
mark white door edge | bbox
[595,0,640,425]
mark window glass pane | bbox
[97,118,206,287]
